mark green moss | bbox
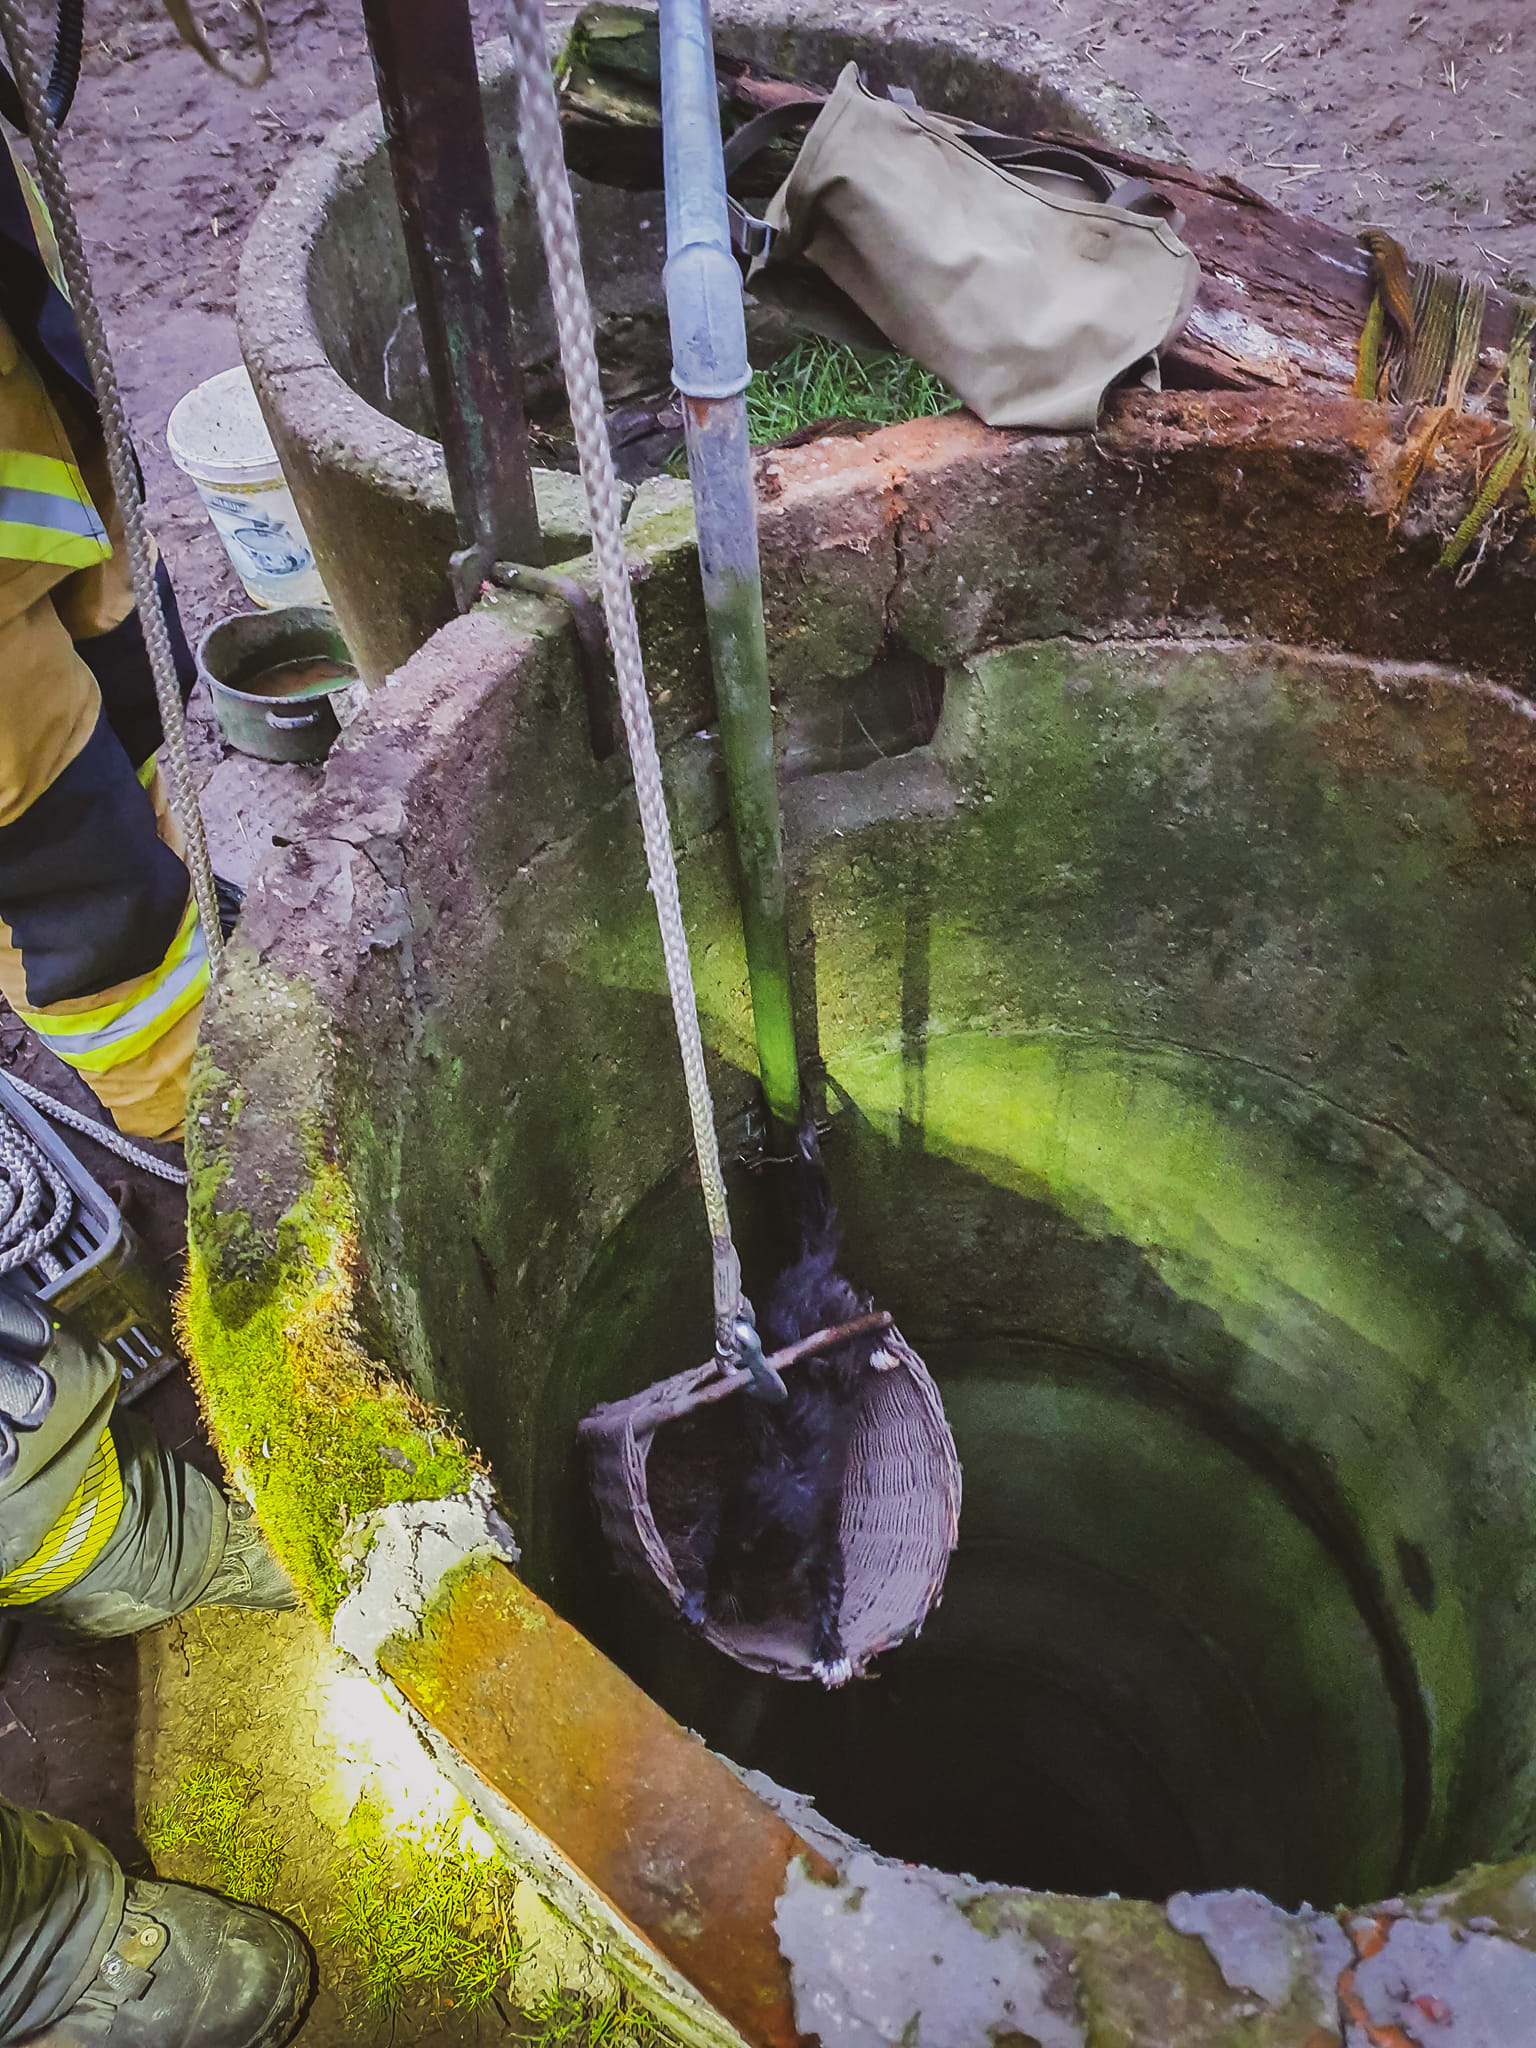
[181,1159,478,1620]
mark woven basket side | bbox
[584,1414,687,1608]
[836,1332,962,1669]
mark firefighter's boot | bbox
[29,1878,312,2046]
[198,1499,298,1613]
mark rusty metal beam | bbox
[360,0,543,597]
[380,1559,832,2045]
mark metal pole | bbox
[659,0,801,1145]
[360,0,544,599]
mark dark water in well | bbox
[538,1042,1532,1909]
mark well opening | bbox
[548,1107,1424,1910]
[321,626,1536,1919]
[304,20,1161,474]
[237,1,1180,677]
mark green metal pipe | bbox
[681,391,801,1145]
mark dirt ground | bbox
[29,0,1536,653]
[2,0,1535,2039]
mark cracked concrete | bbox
[1342,1909,1536,2048]
[1167,1888,1352,2018]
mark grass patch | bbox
[515,1988,675,2048]
[146,1770,686,2044]
[666,335,960,471]
[745,336,959,443]
[143,1762,283,1905]
[325,1798,523,2024]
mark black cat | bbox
[700,1118,882,1685]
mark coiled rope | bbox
[507,0,755,1367]
[0,1073,189,1282]
[5,1075,190,1185]
[0,1108,73,1280]
[0,0,224,976]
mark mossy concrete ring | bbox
[187,388,1536,2043]
[234,0,1175,684]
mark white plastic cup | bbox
[166,365,328,609]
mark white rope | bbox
[0,1106,72,1280]
[5,1075,190,1186]
[0,0,224,977]
[507,0,748,1356]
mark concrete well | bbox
[234,0,1172,683]
[186,366,1536,2042]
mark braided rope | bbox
[0,1108,71,1281]
[0,0,224,976]
[507,0,746,1353]
[5,1075,190,1186]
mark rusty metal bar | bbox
[381,1558,827,2045]
[360,0,543,598]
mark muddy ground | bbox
[1,0,1534,2039]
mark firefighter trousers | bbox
[0,1324,228,2040]
[0,1800,122,2042]
[1,312,203,1142]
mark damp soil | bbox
[4,1595,630,2045]
[31,0,1536,666]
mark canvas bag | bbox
[737,65,1200,431]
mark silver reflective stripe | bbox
[0,483,107,540]
[21,915,209,1071]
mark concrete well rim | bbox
[190,395,1536,2041]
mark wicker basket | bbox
[580,1313,961,1682]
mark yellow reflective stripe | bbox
[136,754,158,787]
[16,903,210,1074]
[0,523,109,569]
[0,449,97,498]
[0,1430,123,1604]
[33,899,203,1035]
[0,448,111,570]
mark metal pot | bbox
[197,606,359,764]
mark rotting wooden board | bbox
[1035,127,1524,394]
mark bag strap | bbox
[722,96,825,256]
[722,83,1178,260]
[721,94,828,174]
[963,137,1168,217]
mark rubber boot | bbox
[198,1500,299,1614]
[27,1878,312,2045]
